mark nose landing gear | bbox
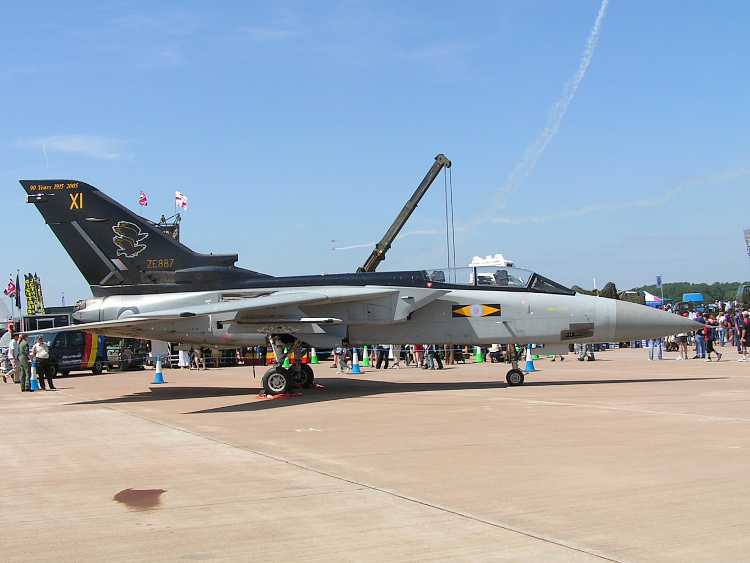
[504,343,526,386]
[505,368,525,386]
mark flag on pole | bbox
[3,277,16,298]
[175,191,188,210]
[656,275,662,289]
[15,273,21,310]
[138,191,149,206]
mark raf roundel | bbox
[451,304,503,318]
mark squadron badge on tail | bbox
[112,220,149,258]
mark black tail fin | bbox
[20,180,267,293]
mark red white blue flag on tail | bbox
[138,191,148,207]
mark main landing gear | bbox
[261,336,316,396]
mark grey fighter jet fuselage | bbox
[69,270,691,351]
[20,177,698,392]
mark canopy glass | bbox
[424,266,573,294]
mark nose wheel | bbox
[506,368,525,386]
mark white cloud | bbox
[19,135,128,160]
[242,27,299,41]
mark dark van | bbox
[38,331,108,376]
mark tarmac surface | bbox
[2,347,750,562]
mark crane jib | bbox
[358,153,451,273]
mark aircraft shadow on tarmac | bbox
[69,376,726,413]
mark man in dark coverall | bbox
[18,334,31,392]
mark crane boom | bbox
[357,153,452,273]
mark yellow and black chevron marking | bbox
[451,304,502,318]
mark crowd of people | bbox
[652,303,750,362]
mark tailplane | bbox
[21,180,269,294]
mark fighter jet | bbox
[19,168,697,394]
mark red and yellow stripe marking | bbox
[82,333,99,369]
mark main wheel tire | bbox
[59,369,69,377]
[506,368,525,386]
[301,364,314,388]
[91,362,103,375]
[262,367,290,395]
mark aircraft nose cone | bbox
[614,300,701,340]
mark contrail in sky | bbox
[495,0,610,207]
[332,229,443,251]
[491,168,750,225]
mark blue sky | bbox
[2,0,749,306]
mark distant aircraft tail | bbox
[20,180,268,294]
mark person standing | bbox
[735,309,746,358]
[676,319,689,360]
[375,344,390,369]
[717,312,727,346]
[739,312,750,362]
[488,344,501,363]
[32,336,55,390]
[434,345,444,369]
[6,332,18,384]
[256,345,266,366]
[338,345,349,373]
[414,344,424,367]
[192,347,206,370]
[17,334,31,392]
[423,345,434,369]
[704,315,722,362]
[724,311,735,352]
[444,344,454,366]
[693,312,706,359]
[391,344,402,369]
[648,337,664,361]
[178,348,190,369]
[425,344,443,370]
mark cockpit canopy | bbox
[425,266,574,295]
